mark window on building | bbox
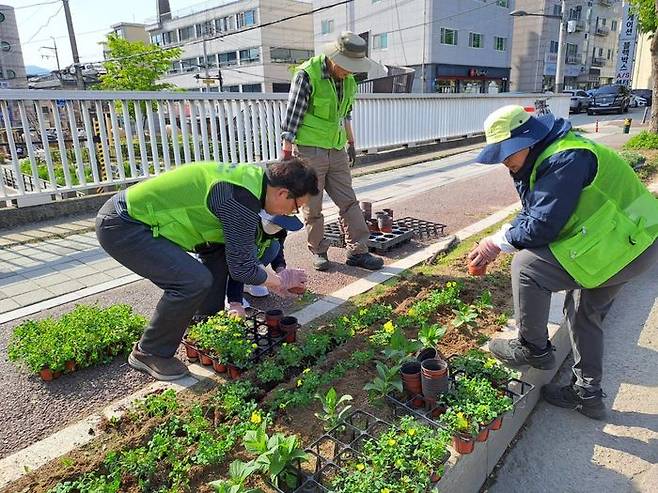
[151,33,163,46]
[494,36,507,51]
[201,54,217,68]
[568,6,582,20]
[270,47,313,63]
[239,47,260,64]
[218,51,238,66]
[181,58,197,72]
[611,20,617,31]
[592,46,597,58]
[162,31,176,44]
[469,32,483,48]
[272,82,291,93]
[216,15,235,32]
[373,32,388,50]
[168,61,180,74]
[598,47,603,56]
[242,83,262,93]
[550,40,559,53]
[440,27,457,45]
[552,4,561,17]
[178,25,194,41]
[566,43,578,56]
[497,0,509,7]
[224,85,240,92]
[321,19,334,35]
[196,21,214,37]
[237,10,256,29]
[607,48,612,60]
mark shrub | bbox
[623,131,658,150]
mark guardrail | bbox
[0,90,569,206]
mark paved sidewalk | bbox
[487,261,658,493]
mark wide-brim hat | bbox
[322,31,379,74]
[476,105,555,164]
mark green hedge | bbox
[623,131,658,150]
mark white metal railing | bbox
[0,90,569,206]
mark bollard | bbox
[595,119,599,133]
[623,118,632,134]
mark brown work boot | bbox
[128,344,189,381]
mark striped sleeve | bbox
[207,182,268,285]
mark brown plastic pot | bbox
[383,208,393,218]
[199,353,213,366]
[359,201,372,220]
[489,416,503,431]
[65,360,76,373]
[417,347,438,363]
[265,309,283,336]
[468,263,487,276]
[184,344,199,361]
[280,316,299,343]
[430,470,442,482]
[430,404,447,419]
[53,371,62,379]
[452,434,475,455]
[476,427,489,442]
[227,364,242,380]
[367,218,380,232]
[378,214,393,233]
[39,368,54,382]
[421,358,449,400]
[212,359,227,373]
[410,396,425,408]
[400,361,422,396]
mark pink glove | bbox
[278,268,307,292]
[227,302,246,319]
[468,237,501,267]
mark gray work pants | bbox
[512,240,658,391]
[294,145,369,255]
[95,198,229,358]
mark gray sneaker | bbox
[312,252,330,271]
[128,344,190,381]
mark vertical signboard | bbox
[615,1,638,86]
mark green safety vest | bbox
[530,131,658,288]
[294,54,357,150]
[126,162,268,253]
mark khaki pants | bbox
[294,145,369,255]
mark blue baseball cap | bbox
[260,210,303,234]
[477,105,555,164]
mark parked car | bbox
[631,89,652,106]
[564,90,591,113]
[630,94,647,108]
[587,84,631,115]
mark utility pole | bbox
[40,37,61,75]
[62,0,84,90]
[554,0,567,92]
[202,34,210,93]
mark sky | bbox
[4,0,210,71]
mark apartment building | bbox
[146,0,314,93]
[101,22,150,60]
[511,0,623,92]
[313,0,514,93]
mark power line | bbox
[25,3,63,44]
[0,0,59,11]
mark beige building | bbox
[147,0,314,93]
[632,32,653,90]
[511,0,623,91]
[101,22,150,59]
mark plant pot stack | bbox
[265,309,284,338]
[399,347,450,408]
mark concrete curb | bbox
[0,201,520,489]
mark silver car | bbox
[564,90,592,114]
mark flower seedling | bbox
[314,387,353,431]
[364,362,403,402]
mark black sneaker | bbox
[488,337,556,370]
[312,252,330,271]
[542,383,607,420]
[128,344,189,381]
[346,252,384,270]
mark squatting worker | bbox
[469,105,658,419]
[95,159,319,381]
[281,31,384,272]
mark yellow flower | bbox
[387,438,396,446]
[484,358,497,369]
[383,321,395,334]
[359,309,367,316]
[296,379,303,387]
[252,343,258,348]
[303,368,311,374]
[250,412,262,424]
[407,308,417,317]
[381,489,391,493]
[456,412,469,431]
[356,463,365,471]
[407,428,417,437]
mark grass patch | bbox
[623,130,658,150]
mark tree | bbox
[630,0,658,132]
[98,34,182,92]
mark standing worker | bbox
[468,105,658,419]
[96,159,318,381]
[281,31,383,271]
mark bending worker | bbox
[96,159,319,381]
[469,105,658,419]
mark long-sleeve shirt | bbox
[504,118,598,249]
[113,182,267,285]
[281,57,352,142]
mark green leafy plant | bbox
[255,359,285,385]
[314,387,353,431]
[136,389,178,417]
[381,327,422,364]
[418,323,447,348]
[209,460,262,493]
[623,130,658,150]
[473,289,493,313]
[363,362,403,402]
[439,408,479,437]
[450,349,519,384]
[451,303,479,328]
